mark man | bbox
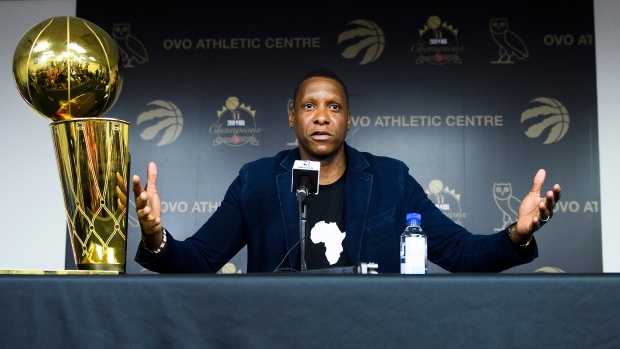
[133,68,561,273]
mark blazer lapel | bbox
[276,148,302,269]
[343,145,372,266]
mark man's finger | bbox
[539,199,551,216]
[553,184,562,202]
[134,191,148,210]
[146,162,158,192]
[137,205,152,219]
[529,169,546,195]
[132,174,143,197]
[546,190,556,206]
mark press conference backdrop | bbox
[70,0,599,274]
[2,0,616,273]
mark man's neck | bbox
[317,151,347,185]
[318,162,346,185]
[298,145,347,185]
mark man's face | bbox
[289,77,350,160]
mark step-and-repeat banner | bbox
[73,0,599,273]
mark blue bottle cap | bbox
[406,212,421,224]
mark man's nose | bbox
[313,107,330,124]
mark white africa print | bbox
[310,221,346,265]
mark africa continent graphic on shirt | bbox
[310,221,346,265]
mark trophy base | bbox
[77,263,125,273]
[0,269,119,275]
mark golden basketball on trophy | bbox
[13,16,130,273]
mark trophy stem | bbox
[50,118,130,273]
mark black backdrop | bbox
[72,0,600,274]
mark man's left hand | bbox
[512,169,562,245]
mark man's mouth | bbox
[311,131,332,141]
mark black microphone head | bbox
[298,175,310,190]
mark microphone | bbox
[292,160,319,272]
[291,160,320,201]
[297,176,310,201]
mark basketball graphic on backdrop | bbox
[226,97,240,111]
[428,180,444,194]
[521,97,569,144]
[535,266,566,273]
[137,100,183,146]
[338,19,385,65]
[219,262,243,274]
[427,16,441,29]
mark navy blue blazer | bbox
[137,144,537,273]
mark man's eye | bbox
[329,104,341,110]
[303,103,313,109]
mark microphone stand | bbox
[298,197,308,271]
[296,179,310,272]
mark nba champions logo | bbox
[413,16,463,64]
[210,96,261,146]
[425,179,468,225]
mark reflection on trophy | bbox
[13,17,129,272]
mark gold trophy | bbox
[13,17,128,273]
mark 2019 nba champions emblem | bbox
[210,96,261,146]
[412,16,463,65]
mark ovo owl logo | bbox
[338,19,385,65]
[521,97,569,144]
[112,23,148,68]
[137,100,183,146]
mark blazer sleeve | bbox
[403,168,538,273]
[135,175,247,273]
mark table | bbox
[1,274,619,348]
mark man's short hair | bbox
[292,68,349,108]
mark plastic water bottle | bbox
[400,212,427,274]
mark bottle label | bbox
[400,235,426,274]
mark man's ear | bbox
[288,107,295,128]
[347,110,351,131]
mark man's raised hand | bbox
[513,169,562,244]
[132,162,163,249]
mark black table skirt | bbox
[1,274,619,348]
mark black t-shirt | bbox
[302,173,349,270]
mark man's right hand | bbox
[132,162,163,250]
